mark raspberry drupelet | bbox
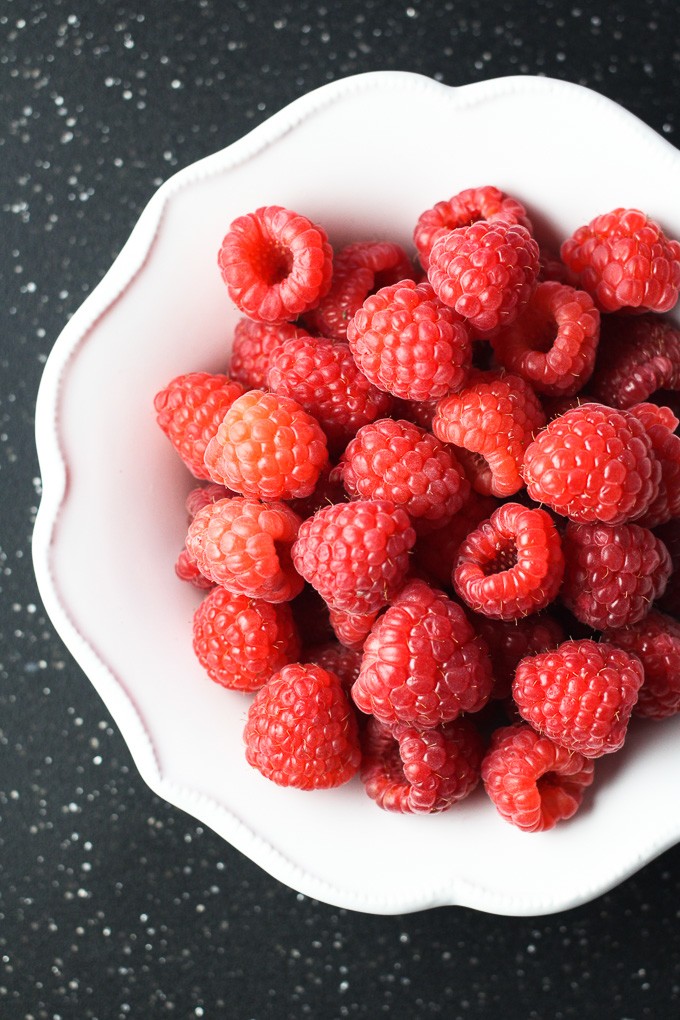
[589,315,680,410]
[427,220,540,337]
[346,278,472,402]
[561,521,672,631]
[413,185,532,270]
[192,586,301,692]
[174,547,214,590]
[267,335,393,454]
[186,496,303,603]
[243,663,361,790]
[304,240,416,340]
[432,370,545,498]
[603,609,680,720]
[560,207,680,314]
[351,579,494,728]
[328,606,380,651]
[204,389,329,501]
[291,499,416,615]
[522,402,660,525]
[490,280,600,397]
[628,403,680,529]
[154,372,245,480]
[218,205,333,323]
[229,317,310,390]
[512,639,645,758]
[473,611,566,701]
[360,716,484,813]
[185,482,235,519]
[481,724,594,832]
[336,417,470,530]
[453,502,565,621]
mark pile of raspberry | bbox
[155,189,680,832]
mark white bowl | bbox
[33,71,680,916]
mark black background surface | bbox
[2,2,680,1018]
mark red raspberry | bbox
[603,609,680,720]
[204,389,328,501]
[186,496,303,603]
[291,499,416,615]
[481,724,594,832]
[413,492,500,588]
[538,247,572,285]
[337,418,470,530]
[453,502,564,621]
[154,372,244,480]
[229,317,309,390]
[413,185,532,270]
[305,641,363,693]
[351,579,493,728]
[560,207,680,314]
[433,371,545,498]
[522,402,660,524]
[629,403,680,528]
[346,279,472,402]
[490,281,600,397]
[561,521,672,630]
[217,205,333,323]
[473,611,566,701]
[304,241,416,340]
[360,716,484,813]
[391,397,438,431]
[328,606,379,651]
[267,335,393,454]
[185,482,235,519]
[285,464,348,521]
[427,220,540,337]
[512,639,644,757]
[174,547,214,589]
[192,586,301,692]
[589,315,680,409]
[243,663,361,789]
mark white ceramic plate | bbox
[33,71,680,916]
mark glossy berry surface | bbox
[474,612,566,701]
[603,609,680,720]
[481,724,594,831]
[589,314,680,409]
[229,317,309,390]
[243,663,361,789]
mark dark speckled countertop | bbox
[2,2,680,1017]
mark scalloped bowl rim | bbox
[32,71,680,916]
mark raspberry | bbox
[561,521,672,630]
[305,641,363,693]
[351,579,493,728]
[185,482,235,519]
[603,609,680,720]
[512,639,644,757]
[413,492,500,588]
[186,496,303,603]
[589,315,680,409]
[413,185,532,270]
[243,663,361,789]
[391,397,438,431]
[427,220,540,337]
[360,716,484,813]
[432,371,545,498]
[192,586,301,692]
[267,335,393,454]
[304,241,416,340]
[217,205,333,323]
[346,279,472,402]
[291,500,416,615]
[229,317,309,390]
[204,389,329,501]
[560,207,680,314]
[538,247,572,285]
[328,606,379,651]
[481,723,594,832]
[174,547,214,589]
[285,464,348,521]
[473,612,566,701]
[453,502,564,621]
[522,402,660,524]
[490,281,600,397]
[628,403,680,528]
[337,418,470,530]
[154,372,244,480]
